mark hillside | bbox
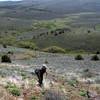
[0,1,100,100]
[0,0,100,51]
[0,45,100,100]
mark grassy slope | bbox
[33,32,100,51]
[0,64,100,100]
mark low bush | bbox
[96,51,100,54]
[0,39,15,46]
[67,89,72,92]
[7,51,14,55]
[4,84,20,96]
[1,55,11,63]
[69,81,79,87]
[79,90,87,96]
[4,84,16,89]
[18,41,38,50]
[95,78,100,84]
[43,46,66,53]
[10,88,20,96]
[31,95,38,100]
[2,44,7,48]
[42,89,47,95]
[83,68,89,72]
[96,87,100,94]
[91,55,99,61]
[44,60,49,64]
[75,55,84,60]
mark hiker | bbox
[35,64,48,87]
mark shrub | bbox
[67,89,72,92]
[43,46,66,53]
[96,51,100,54]
[95,78,100,84]
[44,60,49,64]
[69,81,78,87]
[4,84,20,96]
[4,84,16,89]
[84,68,89,72]
[1,39,15,46]
[42,89,47,95]
[75,55,84,60]
[2,44,7,48]
[96,87,100,94]
[79,90,87,96]
[10,88,20,96]
[31,95,38,100]
[1,55,11,63]
[91,55,99,61]
[7,51,14,55]
[18,41,38,50]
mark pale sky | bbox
[0,0,22,1]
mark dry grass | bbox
[15,54,31,60]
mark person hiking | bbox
[35,64,48,87]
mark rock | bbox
[17,98,24,100]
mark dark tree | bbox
[1,55,11,63]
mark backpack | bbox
[34,68,39,74]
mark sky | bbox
[0,0,22,1]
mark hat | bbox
[42,64,48,69]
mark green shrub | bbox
[84,68,89,72]
[95,78,100,84]
[69,81,78,87]
[67,89,72,92]
[44,60,49,64]
[0,39,15,46]
[1,55,11,63]
[75,55,84,60]
[42,89,47,95]
[96,87,100,94]
[96,51,100,54]
[91,55,99,61]
[4,84,16,89]
[10,88,20,96]
[18,41,38,50]
[31,95,38,100]
[22,77,26,81]
[79,90,87,96]
[4,84,20,96]
[43,46,66,53]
